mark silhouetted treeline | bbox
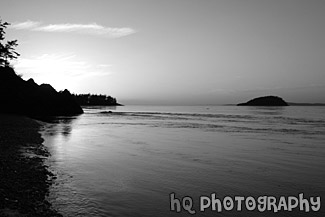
[73,94,122,106]
[0,66,83,117]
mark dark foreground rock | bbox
[0,114,62,217]
[0,66,83,117]
[237,96,289,106]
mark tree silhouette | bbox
[72,93,119,106]
[0,18,20,67]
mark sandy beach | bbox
[0,114,61,217]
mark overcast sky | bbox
[1,0,325,104]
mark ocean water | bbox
[41,106,325,217]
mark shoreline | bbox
[0,114,62,217]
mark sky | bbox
[1,0,325,105]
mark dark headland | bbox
[0,66,81,216]
[237,96,289,106]
[0,66,83,118]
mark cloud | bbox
[10,20,41,29]
[10,21,136,38]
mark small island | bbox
[237,96,289,106]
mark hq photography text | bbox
[170,193,321,214]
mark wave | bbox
[95,111,325,136]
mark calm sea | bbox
[41,105,325,217]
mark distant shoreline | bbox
[287,102,325,106]
[224,103,325,106]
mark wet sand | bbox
[0,114,61,217]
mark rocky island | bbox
[237,96,289,106]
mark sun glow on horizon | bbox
[14,53,112,92]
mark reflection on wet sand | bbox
[42,116,79,136]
